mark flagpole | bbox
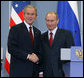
[81,1,83,47]
[9,1,11,24]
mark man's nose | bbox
[49,21,52,25]
[28,14,32,17]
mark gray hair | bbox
[23,5,37,16]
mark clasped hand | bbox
[28,53,39,63]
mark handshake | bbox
[28,53,39,63]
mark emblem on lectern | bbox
[75,49,83,59]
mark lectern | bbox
[61,46,83,77]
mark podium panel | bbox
[61,46,83,77]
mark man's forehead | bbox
[47,13,56,18]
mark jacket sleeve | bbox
[65,30,75,47]
[38,36,44,73]
[8,27,28,61]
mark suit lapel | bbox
[22,22,30,36]
[52,28,60,48]
[33,26,38,40]
[44,31,51,48]
[22,22,34,46]
[33,26,40,48]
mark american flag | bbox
[4,1,30,74]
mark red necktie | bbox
[50,32,53,46]
[29,26,34,45]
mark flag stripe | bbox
[68,1,79,24]
[4,58,10,74]
[5,50,11,63]
[18,11,24,21]
[11,7,22,24]
[10,17,16,27]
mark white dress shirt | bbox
[24,21,34,59]
[48,27,58,40]
[24,21,34,37]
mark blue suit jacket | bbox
[40,28,74,77]
[8,22,41,77]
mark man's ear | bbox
[35,15,37,20]
[57,19,59,24]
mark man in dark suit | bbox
[8,5,41,77]
[39,12,74,77]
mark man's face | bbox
[46,14,59,31]
[23,8,37,25]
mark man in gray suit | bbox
[39,12,74,77]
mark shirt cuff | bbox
[39,72,43,74]
[27,54,31,59]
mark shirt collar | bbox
[24,21,33,31]
[48,27,58,36]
